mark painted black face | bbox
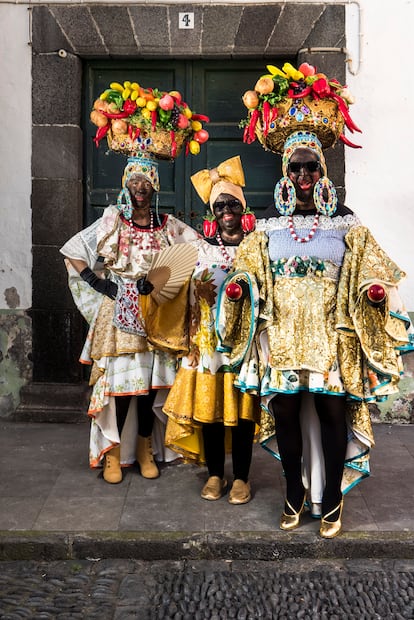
[213,193,243,235]
[127,174,154,209]
[287,148,321,205]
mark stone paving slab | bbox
[0,421,413,561]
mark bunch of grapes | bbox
[170,105,181,127]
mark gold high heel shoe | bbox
[320,499,344,539]
[279,496,306,531]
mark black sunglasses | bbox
[288,161,320,174]
[213,199,243,212]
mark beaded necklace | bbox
[288,214,319,243]
[216,232,233,262]
[127,210,155,248]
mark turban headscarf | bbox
[191,156,246,213]
[282,131,327,177]
[116,154,160,220]
[121,154,160,192]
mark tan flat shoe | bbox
[229,479,251,505]
[201,476,227,501]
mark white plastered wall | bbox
[0,4,32,310]
[345,0,414,305]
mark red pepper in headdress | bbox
[151,110,157,131]
[330,93,362,134]
[191,114,210,122]
[170,130,177,158]
[288,82,312,99]
[262,100,271,137]
[247,109,260,144]
[99,109,129,119]
[93,124,110,147]
[339,133,362,149]
[123,99,137,116]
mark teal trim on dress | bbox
[215,269,257,370]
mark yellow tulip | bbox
[266,65,288,78]
[282,63,304,81]
[189,140,200,155]
[130,90,138,101]
[123,81,131,89]
[122,88,131,100]
[131,82,140,90]
[110,82,124,92]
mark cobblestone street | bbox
[1,558,414,619]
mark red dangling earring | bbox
[241,207,256,233]
[202,213,218,238]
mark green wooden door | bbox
[84,59,286,229]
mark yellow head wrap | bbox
[191,156,246,213]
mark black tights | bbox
[271,392,347,516]
[202,419,255,482]
[115,391,157,438]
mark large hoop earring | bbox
[116,188,133,220]
[274,177,296,215]
[313,177,338,216]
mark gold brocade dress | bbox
[163,238,261,463]
[216,213,414,507]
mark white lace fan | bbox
[147,244,198,304]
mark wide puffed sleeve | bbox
[337,225,414,402]
[164,214,202,244]
[96,206,123,266]
[60,218,104,325]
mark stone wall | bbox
[19,2,348,419]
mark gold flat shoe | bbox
[320,499,344,539]
[279,496,306,531]
[229,480,251,505]
[201,476,227,501]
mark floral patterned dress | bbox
[60,205,200,468]
[163,238,260,463]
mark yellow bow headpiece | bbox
[191,156,246,212]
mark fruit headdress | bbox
[90,80,210,160]
[240,62,361,153]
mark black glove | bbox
[80,267,118,300]
[137,276,154,295]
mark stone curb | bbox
[1,531,414,562]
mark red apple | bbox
[225,282,243,300]
[176,113,189,129]
[367,284,386,304]
[158,94,175,111]
[169,90,182,104]
[194,129,209,144]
